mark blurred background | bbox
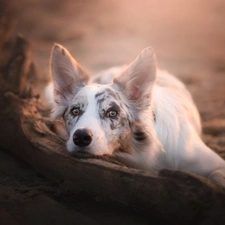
[9,0,225,72]
[6,0,225,121]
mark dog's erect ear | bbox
[50,44,90,106]
[113,47,157,109]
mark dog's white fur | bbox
[48,44,225,185]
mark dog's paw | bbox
[208,169,225,187]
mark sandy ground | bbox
[1,0,225,224]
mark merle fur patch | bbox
[132,122,149,143]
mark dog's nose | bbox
[73,128,93,147]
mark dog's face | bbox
[63,84,135,155]
[50,44,156,156]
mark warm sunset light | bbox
[0,1,225,224]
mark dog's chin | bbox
[67,145,114,158]
[70,150,95,158]
[66,140,112,156]
[66,145,103,158]
[67,145,93,155]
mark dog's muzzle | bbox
[73,128,93,147]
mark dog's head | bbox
[50,44,157,156]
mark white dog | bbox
[49,44,225,185]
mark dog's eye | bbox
[107,110,118,118]
[71,108,80,116]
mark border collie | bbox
[48,44,225,185]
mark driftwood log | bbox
[0,16,225,225]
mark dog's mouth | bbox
[70,149,95,158]
[70,149,126,166]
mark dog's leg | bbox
[180,132,225,186]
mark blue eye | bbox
[71,108,80,116]
[107,110,118,118]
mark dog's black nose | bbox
[73,128,93,147]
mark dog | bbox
[48,44,225,186]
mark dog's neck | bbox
[113,107,166,171]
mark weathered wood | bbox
[0,17,225,225]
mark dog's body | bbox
[49,44,225,185]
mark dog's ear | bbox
[50,44,90,106]
[113,47,157,109]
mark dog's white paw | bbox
[208,169,225,187]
